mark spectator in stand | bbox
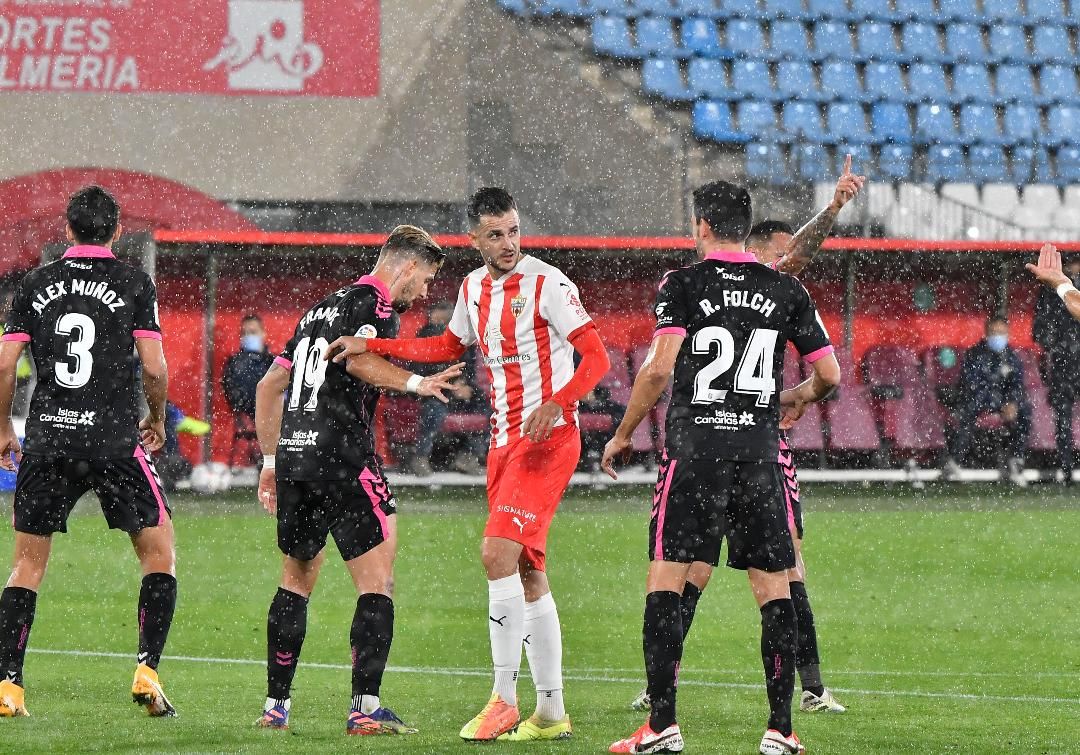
[222,314,275,466]
[943,316,1030,486]
[409,301,487,477]
[1031,245,1080,484]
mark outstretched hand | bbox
[830,153,866,212]
[0,423,21,472]
[325,336,368,364]
[1026,243,1070,289]
[600,435,633,480]
[417,363,466,403]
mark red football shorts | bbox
[484,423,581,572]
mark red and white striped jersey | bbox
[448,255,593,448]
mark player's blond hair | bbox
[382,224,444,265]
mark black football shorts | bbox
[649,451,795,572]
[276,463,397,562]
[14,451,171,536]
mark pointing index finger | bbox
[843,153,852,176]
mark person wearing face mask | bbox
[222,315,276,466]
[943,316,1030,486]
[1031,245,1080,484]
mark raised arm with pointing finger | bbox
[1028,243,1080,322]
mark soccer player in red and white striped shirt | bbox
[326,188,610,742]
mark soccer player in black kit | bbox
[603,181,840,755]
[253,225,463,735]
[0,186,176,718]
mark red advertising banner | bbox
[0,0,379,97]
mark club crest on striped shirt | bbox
[510,295,528,317]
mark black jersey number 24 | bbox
[691,326,778,407]
[54,313,97,389]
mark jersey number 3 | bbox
[54,313,96,389]
[692,326,778,407]
[288,336,329,411]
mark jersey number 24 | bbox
[692,326,778,407]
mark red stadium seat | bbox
[579,413,616,433]
[789,402,826,452]
[1027,388,1058,452]
[1013,347,1044,389]
[442,413,489,434]
[600,347,632,405]
[825,348,882,452]
[630,345,659,452]
[861,345,946,452]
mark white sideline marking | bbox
[28,648,1079,706]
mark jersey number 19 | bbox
[288,336,329,411]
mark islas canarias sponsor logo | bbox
[39,408,96,429]
[279,430,319,448]
[694,410,757,428]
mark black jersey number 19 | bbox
[288,336,329,412]
[54,312,97,389]
[692,326,778,407]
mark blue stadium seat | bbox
[1047,105,1080,146]
[852,0,901,21]
[781,101,825,140]
[1032,27,1073,64]
[938,0,981,22]
[1010,145,1053,183]
[952,64,994,103]
[865,63,909,103]
[982,0,1025,23]
[592,17,636,57]
[915,103,960,143]
[856,21,900,62]
[688,58,734,98]
[717,0,760,16]
[769,21,811,60]
[836,144,873,174]
[537,0,589,16]
[497,0,529,14]
[635,0,679,15]
[1057,146,1080,185]
[777,61,826,101]
[821,61,863,101]
[900,22,946,64]
[908,64,949,104]
[641,58,692,100]
[745,143,790,185]
[895,0,941,21]
[813,22,854,60]
[588,0,632,14]
[969,145,1010,183]
[944,24,988,64]
[996,64,1037,102]
[988,26,1033,64]
[879,144,914,180]
[960,104,1009,145]
[1040,65,1080,104]
[731,60,778,100]
[693,100,749,142]
[1003,103,1041,143]
[1026,0,1067,23]
[806,0,856,21]
[682,18,724,57]
[826,102,872,143]
[926,145,968,183]
[762,0,810,21]
[636,17,684,57]
[725,20,767,57]
[794,144,832,181]
[872,102,914,144]
[737,100,780,136]
[673,0,721,18]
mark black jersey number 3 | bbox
[288,336,329,412]
[692,326,778,408]
[54,313,97,389]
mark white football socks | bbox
[523,592,565,722]
[488,574,525,707]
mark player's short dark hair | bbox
[692,181,753,242]
[986,314,1008,329]
[748,220,795,245]
[467,187,517,227]
[67,185,120,245]
[381,224,445,265]
[241,313,263,326]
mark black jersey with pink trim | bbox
[275,276,399,481]
[3,245,162,458]
[654,251,832,462]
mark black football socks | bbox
[760,598,797,737]
[350,593,394,707]
[0,587,36,686]
[679,581,702,641]
[137,573,177,670]
[267,587,308,700]
[789,581,824,696]
[643,590,683,733]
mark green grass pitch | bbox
[0,483,1078,753]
